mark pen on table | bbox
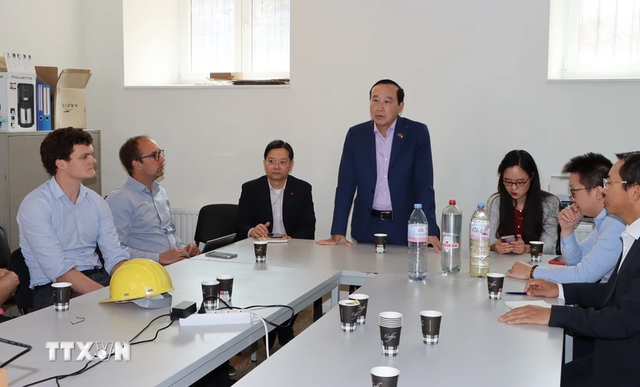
[505,291,528,295]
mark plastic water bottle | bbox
[469,202,491,278]
[408,203,429,281]
[441,200,462,274]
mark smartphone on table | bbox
[549,256,567,266]
[268,233,283,238]
[205,251,238,259]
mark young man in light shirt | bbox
[506,153,625,283]
[17,128,128,310]
[499,152,640,386]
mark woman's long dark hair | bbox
[495,150,549,243]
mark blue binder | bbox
[36,78,51,131]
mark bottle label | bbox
[408,223,428,242]
[470,220,490,241]
[441,233,459,253]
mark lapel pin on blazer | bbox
[291,192,294,196]
[397,133,404,139]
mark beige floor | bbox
[228,304,315,381]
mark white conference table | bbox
[198,238,556,286]
[0,259,341,386]
[234,272,565,387]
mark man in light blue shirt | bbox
[106,136,200,265]
[17,128,128,310]
[507,153,624,283]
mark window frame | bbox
[548,0,640,80]
[178,0,290,83]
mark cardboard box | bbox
[0,53,37,132]
[33,67,91,129]
[209,72,244,81]
[55,69,91,129]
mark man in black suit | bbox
[499,151,640,386]
[236,140,316,346]
[236,140,315,240]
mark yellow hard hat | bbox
[100,258,174,308]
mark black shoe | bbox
[228,365,237,377]
[278,326,294,346]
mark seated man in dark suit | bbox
[236,140,316,240]
[236,140,316,347]
[499,151,640,387]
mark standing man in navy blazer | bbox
[319,79,441,250]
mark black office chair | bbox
[202,234,237,253]
[0,227,10,269]
[8,248,32,315]
[193,204,238,246]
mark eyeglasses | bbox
[139,149,164,162]
[266,159,290,167]
[603,178,627,188]
[569,187,590,198]
[502,178,530,188]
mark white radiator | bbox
[172,208,199,244]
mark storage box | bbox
[0,53,37,132]
[209,72,244,81]
[33,67,91,129]
[55,69,91,129]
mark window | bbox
[548,0,640,80]
[181,0,290,82]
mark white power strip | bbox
[178,309,252,327]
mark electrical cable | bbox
[22,313,172,387]
[250,312,271,359]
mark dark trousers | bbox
[32,268,111,310]
[192,362,235,387]
[313,298,323,321]
[561,355,595,387]
[571,333,595,360]
[268,313,298,348]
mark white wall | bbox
[122,0,180,85]
[2,0,639,246]
[0,0,85,69]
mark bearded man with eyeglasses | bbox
[106,136,200,265]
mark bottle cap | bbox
[414,203,422,209]
[449,199,456,205]
[477,202,485,208]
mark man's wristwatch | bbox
[530,265,539,279]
